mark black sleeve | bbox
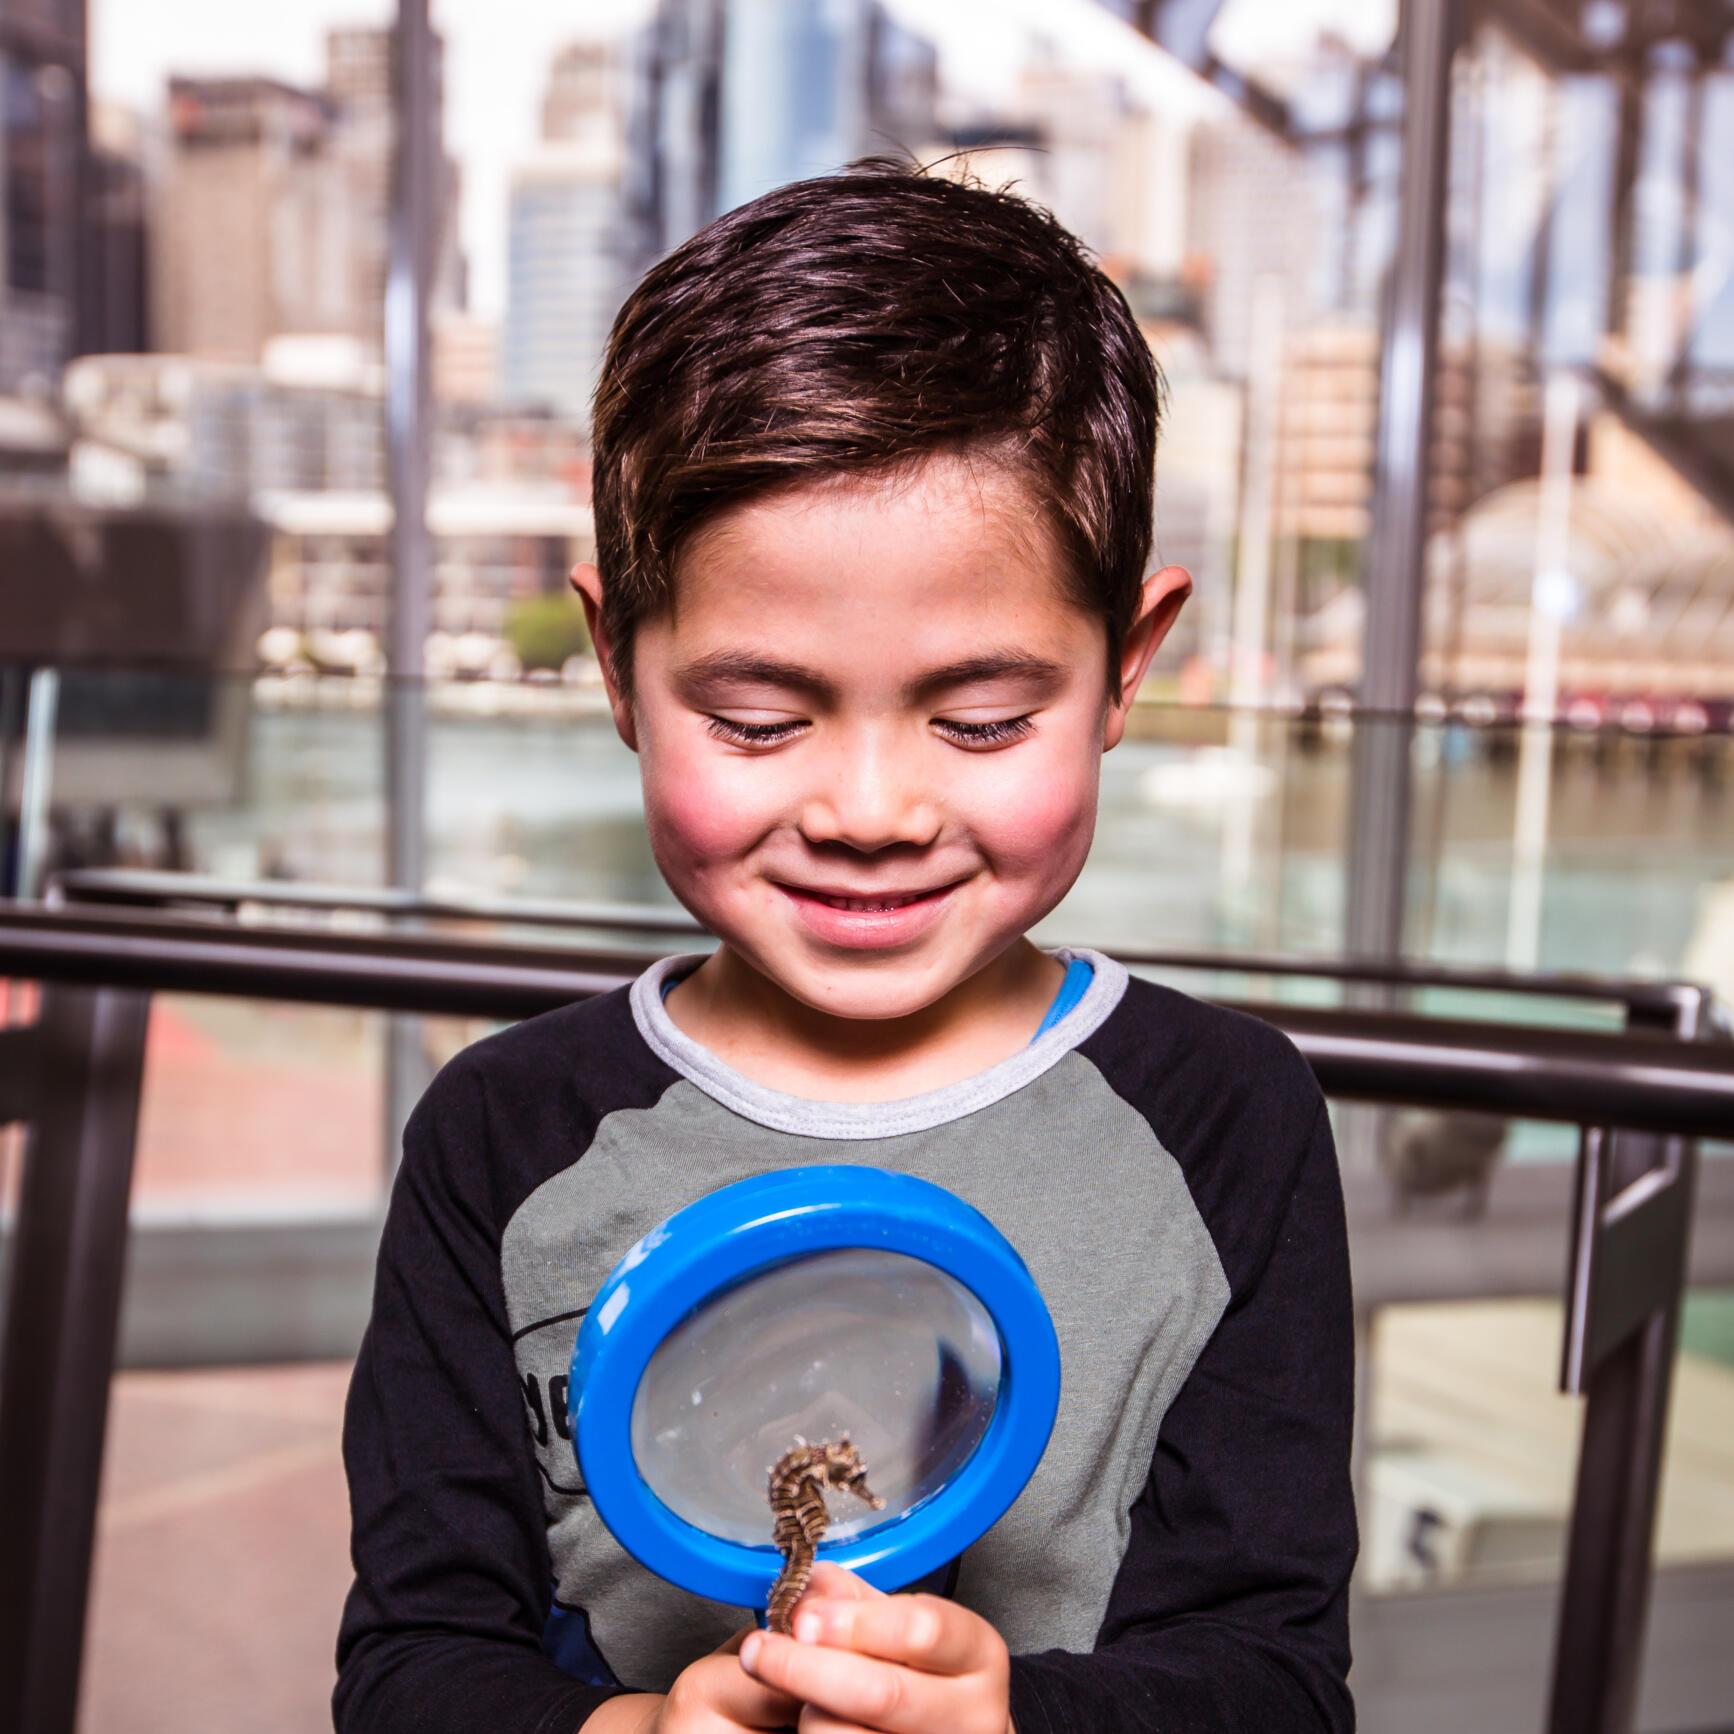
[1008,1096,1358,1733]
[333,1056,634,1734]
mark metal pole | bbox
[1668,59,1703,404]
[0,986,151,1734]
[17,668,60,902]
[1547,994,1705,1734]
[385,0,437,1164]
[1344,0,1460,966]
[0,666,22,896]
[1604,57,1643,384]
[1506,372,1579,970]
[1225,277,1285,907]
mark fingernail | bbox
[740,1632,762,1672]
[794,1610,820,1643]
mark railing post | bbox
[0,984,151,1734]
[1547,995,1706,1734]
[384,0,438,1175]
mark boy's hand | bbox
[738,1563,1013,1734]
[591,1627,800,1733]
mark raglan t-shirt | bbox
[334,946,1358,1734]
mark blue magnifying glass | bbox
[567,1165,1060,1615]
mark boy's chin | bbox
[735,940,988,1023]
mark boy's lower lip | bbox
[774,880,962,948]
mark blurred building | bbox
[1273,321,1479,546]
[0,59,149,396]
[83,98,150,355]
[153,77,353,361]
[502,38,635,423]
[152,28,463,364]
[627,0,937,266]
[63,342,386,499]
[716,0,936,211]
[433,310,500,407]
[324,25,468,323]
[61,336,598,648]
[1187,117,1320,383]
[260,488,592,643]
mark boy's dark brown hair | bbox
[589,154,1163,708]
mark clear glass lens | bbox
[630,1248,1003,1547]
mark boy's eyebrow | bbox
[671,649,1068,702]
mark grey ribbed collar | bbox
[628,945,1129,1140]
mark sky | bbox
[89,0,1377,321]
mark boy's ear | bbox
[569,562,639,752]
[1104,565,1191,752]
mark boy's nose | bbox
[796,736,943,852]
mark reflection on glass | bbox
[630,1248,1003,1547]
[1364,1297,1734,1598]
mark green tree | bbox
[503,592,592,671]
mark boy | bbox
[335,158,1356,1734]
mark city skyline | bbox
[89,0,1233,321]
[24,0,1734,706]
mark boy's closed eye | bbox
[702,714,1038,748]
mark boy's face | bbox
[573,455,1188,1022]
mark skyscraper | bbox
[151,27,463,364]
[628,0,938,268]
[502,39,635,423]
[718,0,935,212]
[325,26,466,325]
[152,76,351,361]
[0,0,89,393]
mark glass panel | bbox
[1365,1300,1582,1596]
[1420,19,1734,767]
[1359,1295,1734,1727]
[133,997,386,1213]
[79,1363,354,1734]
[1672,1288,1734,1571]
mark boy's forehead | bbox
[667,455,1075,625]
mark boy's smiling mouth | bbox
[771,877,968,947]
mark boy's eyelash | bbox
[939,715,1036,744]
[703,716,801,744]
[703,715,1036,747]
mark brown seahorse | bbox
[764,1436,886,1635]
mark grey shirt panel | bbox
[500,949,1230,1692]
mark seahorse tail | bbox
[766,1546,814,1636]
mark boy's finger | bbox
[801,1562,882,1604]
[790,1593,984,1676]
[742,1630,947,1734]
[688,1651,799,1725]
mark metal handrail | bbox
[48,867,706,937]
[1,904,1731,1138]
[47,867,1720,1023]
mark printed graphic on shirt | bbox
[516,1309,587,1497]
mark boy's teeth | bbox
[816,892,921,911]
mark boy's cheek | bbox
[967,766,1098,877]
[642,763,776,864]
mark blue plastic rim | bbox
[567,1164,1061,1610]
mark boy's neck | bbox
[660,938,1069,1103]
